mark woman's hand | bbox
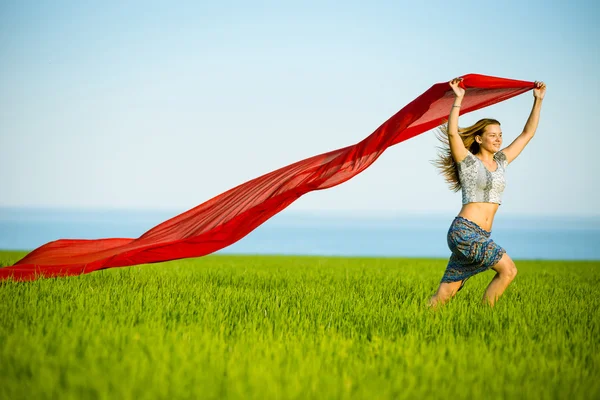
[533,81,546,100]
[449,77,465,98]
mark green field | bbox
[1,250,599,400]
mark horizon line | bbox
[1,205,599,220]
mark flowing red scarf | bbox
[0,74,534,281]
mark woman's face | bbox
[477,124,503,153]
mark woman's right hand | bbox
[449,77,465,98]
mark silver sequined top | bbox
[457,151,508,205]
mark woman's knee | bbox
[494,253,518,280]
[436,281,463,299]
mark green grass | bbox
[1,250,599,400]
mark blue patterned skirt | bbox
[441,216,506,288]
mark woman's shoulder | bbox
[459,150,478,163]
[457,150,478,171]
[494,150,508,167]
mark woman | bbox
[428,77,546,307]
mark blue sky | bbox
[1,0,599,217]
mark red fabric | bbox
[1,74,534,281]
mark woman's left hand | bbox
[533,81,546,100]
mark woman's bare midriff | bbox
[458,203,500,232]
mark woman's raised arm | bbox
[501,81,546,164]
[447,77,469,163]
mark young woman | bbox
[428,77,546,307]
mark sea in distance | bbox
[0,207,599,261]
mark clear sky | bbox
[1,0,599,217]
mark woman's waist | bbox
[457,203,499,232]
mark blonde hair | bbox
[432,118,501,192]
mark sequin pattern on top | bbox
[457,151,508,204]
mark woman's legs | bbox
[482,253,518,306]
[428,280,464,308]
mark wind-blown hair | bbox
[432,118,501,192]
